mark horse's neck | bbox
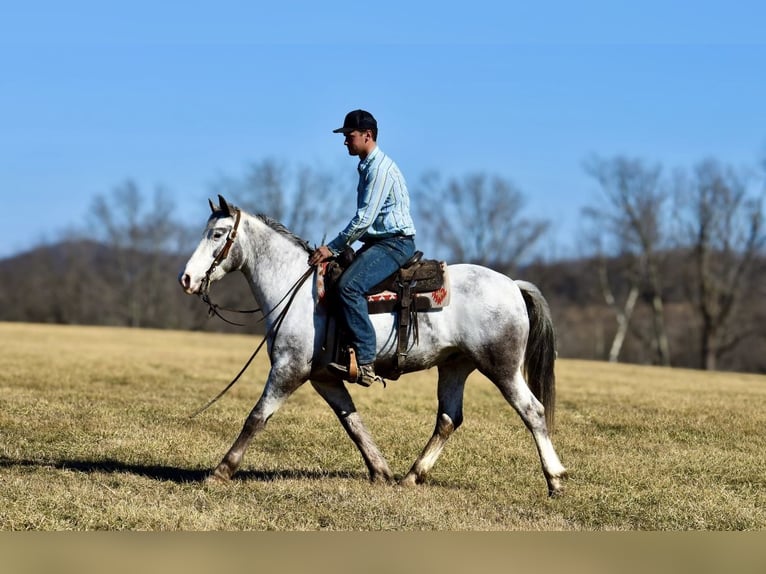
[238,215,310,312]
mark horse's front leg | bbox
[209,405,266,482]
[208,372,304,483]
[310,379,394,483]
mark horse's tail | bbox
[515,280,557,434]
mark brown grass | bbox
[0,322,764,530]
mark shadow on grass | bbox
[0,455,366,484]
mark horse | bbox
[179,196,568,496]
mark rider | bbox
[308,109,416,387]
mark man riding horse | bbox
[308,109,417,388]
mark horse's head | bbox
[179,195,243,294]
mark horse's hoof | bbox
[370,471,394,484]
[205,469,231,485]
[399,473,420,487]
[547,470,568,497]
[548,485,565,498]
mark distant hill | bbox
[0,240,258,333]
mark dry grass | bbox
[1,322,764,530]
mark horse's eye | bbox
[212,230,224,240]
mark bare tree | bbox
[414,171,549,271]
[673,159,765,370]
[88,180,186,327]
[585,231,640,362]
[582,155,671,365]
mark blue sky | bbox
[2,1,765,259]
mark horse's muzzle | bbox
[179,272,198,294]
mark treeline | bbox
[1,154,764,373]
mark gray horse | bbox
[179,196,567,496]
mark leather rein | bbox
[191,208,315,417]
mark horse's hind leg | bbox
[492,369,567,496]
[310,380,394,483]
[401,359,474,487]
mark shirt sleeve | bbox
[327,164,389,252]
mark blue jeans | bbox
[337,236,416,365]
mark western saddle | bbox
[320,248,449,379]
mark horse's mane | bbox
[255,213,313,254]
[210,204,313,254]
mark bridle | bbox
[190,206,316,417]
[197,208,262,325]
[200,208,242,297]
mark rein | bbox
[200,294,261,327]
[189,212,316,417]
[190,266,314,418]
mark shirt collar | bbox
[358,145,380,171]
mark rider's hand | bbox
[308,245,333,267]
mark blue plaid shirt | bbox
[327,146,416,253]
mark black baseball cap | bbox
[332,109,377,134]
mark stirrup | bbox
[326,362,351,379]
[326,349,385,387]
[327,347,359,383]
[326,347,359,382]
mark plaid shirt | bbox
[328,146,416,253]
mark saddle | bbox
[317,248,450,378]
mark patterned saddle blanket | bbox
[316,249,450,313]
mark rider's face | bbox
[343,129,373,157]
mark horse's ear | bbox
[208,198,216,214]
[217,194,232,216]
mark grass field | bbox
[0,321,764,530]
